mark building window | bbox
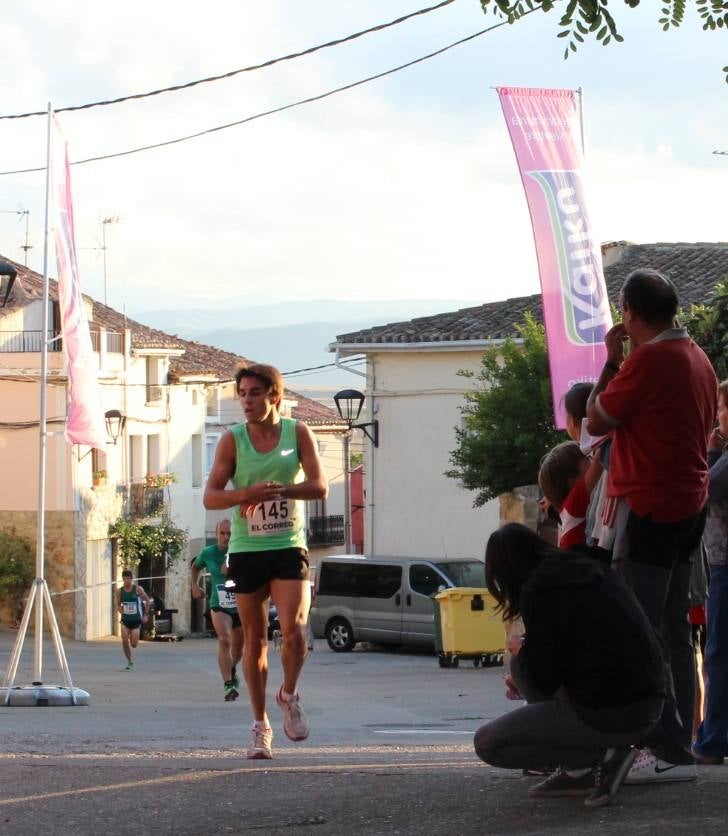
[205,433,220,479]
[146,357,162,403]
[191,434,202,487]
[206,387,220,421]
[129,435,144,482]
[91,448,107,480]
[147,434,161,476]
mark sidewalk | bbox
[1,627,727,835]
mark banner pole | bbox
[577,85,586,158]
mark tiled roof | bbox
[0,256,341,427]
[333,242,728,346]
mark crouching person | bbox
[474,523,665,808]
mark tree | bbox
[687,277,728,381]
[446,313,565,506]
[109,516,188,570]
[0,528,35,620]
[480,1,728,81]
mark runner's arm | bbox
[277,422,328,501]
[191,563,206,598]
[203,431,285,509]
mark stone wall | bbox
[498,484,558,545]
[0,510,75,636]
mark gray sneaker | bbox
[276,686,310,741]
[246,724,273,760]
[528,767,596,798]
[585,747,637,808]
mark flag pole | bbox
[1,104,89,707]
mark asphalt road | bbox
[1,629,726,835]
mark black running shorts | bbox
[210,606,242,629]
[227,548,309,594]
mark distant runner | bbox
[204,362,328,759]
[191,518,243,701]
[116,569,151,671]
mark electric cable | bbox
[0,0,457,120]
[0,14,525,177]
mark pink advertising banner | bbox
[496,87,611,429]
[50,115,107,450]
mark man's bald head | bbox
[620,269,679,327]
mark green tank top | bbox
[228,417,306,553]
[120,584,143,620]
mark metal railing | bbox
[128,484,165,518]
[0,329,63,352]
[307,514,345,547]
[0,329,124,354]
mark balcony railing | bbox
[307,514,345,547]
[0,330,63,352]
[0,329,124,354]
[128,484,165,518]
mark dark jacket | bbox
[518,555,666,728]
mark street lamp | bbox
[101,216,121,306]
[333,389,379,447]
[104,409,126,444]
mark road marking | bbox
[374,730,473,735]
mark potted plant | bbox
[144,472,177,488]
[92,469,107,487]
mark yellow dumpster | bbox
[434,587,505,669]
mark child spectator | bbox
[539,441,602,550]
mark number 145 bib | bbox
[246,498,301,537]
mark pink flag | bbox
[50,116,107,450]
[496,87,611,429]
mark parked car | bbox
[310,555,485,652]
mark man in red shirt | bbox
[587,269,717,782]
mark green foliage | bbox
[109,516,188,570]
[480,0,728,81]
[687,277,728,381]
[446,313,566,506]
[0,528,35,601]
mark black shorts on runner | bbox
[121,618,142,631]
[211,606,241,629]
[227,548,309,594]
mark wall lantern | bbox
[333,389,379,447]
[104,409,126,445]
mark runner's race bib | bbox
[216,583,237,610]
[247,498,300,537]
[122,601,137,616]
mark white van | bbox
[310,554,485,652]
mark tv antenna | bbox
[0,208,31,265]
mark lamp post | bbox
[104,409,126,445]
[333,389,378,554]
[101,216,121,306]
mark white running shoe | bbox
[246,724,273,760]
[623,750,697,784]
[276,686,310,741]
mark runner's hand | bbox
[191,585,204,599]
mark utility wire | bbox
[282,357,365,376]
[0,14,521,177]
[0,0,457,121]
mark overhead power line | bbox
[0,14,520,177]
[0,0,457,121]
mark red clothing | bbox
[597,332,716,522]
[559,477,589,549]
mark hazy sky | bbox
[1,1,726,319]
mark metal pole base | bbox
[0,685,90,706]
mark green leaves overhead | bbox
[479,0,728,81]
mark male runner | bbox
[191,518,244,701]
[204,362,327,759]
[116,569,151,671]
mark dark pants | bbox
[619,508,706,764]
[694,564,728,758]
[473,656,661,771]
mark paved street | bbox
[1,627,726,835]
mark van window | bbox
[409,564,447,597]
[318,563,402,599]
[435,560,485,588]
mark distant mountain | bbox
[136,298,479,334]
[134,298,480,389]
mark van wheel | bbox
[326,618,356,652]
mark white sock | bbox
[253,717,270,729]
[281,688,296,702]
